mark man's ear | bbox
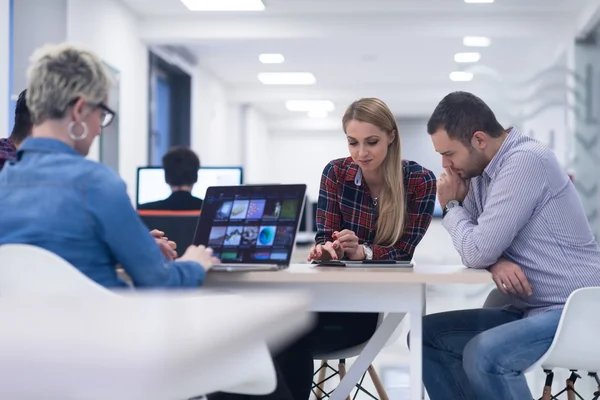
[471,131,487,150]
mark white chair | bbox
[0,244,278,399]
[312,313,406,400]
[524,287,600,400]
[0,243,117,297]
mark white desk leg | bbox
[330,312,405,400]
[410,284,426,400]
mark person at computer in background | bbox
[422,91,600,400]
[0,42,218,288]
[0,89,33,171]
[138,147,204,211]
[281,98,436,399]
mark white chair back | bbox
[534,287,600,372]
[0,244,115,297]
[0,244,278,398]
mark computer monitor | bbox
[136,166,243,207]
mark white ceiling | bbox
[122,0,599,129]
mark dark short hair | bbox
[10,89,32,144]
[162,147,200,187]
[426,91,504,144]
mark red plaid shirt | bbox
[0,138,17,172]
[316,157,437,260]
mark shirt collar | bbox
[18,137,80,157]
[343,159,361,184]
[483,127,519,179]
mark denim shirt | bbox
[0,138,206,288]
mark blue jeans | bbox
[422,308,562,400]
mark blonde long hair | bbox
[342,98,405,247]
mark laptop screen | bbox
[193,184,307,265]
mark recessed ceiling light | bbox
[181,0,265,11]
[285,100,335,112]
[450,71,474,82]
[454,52,481,63]
[463,36,491,47]
[259,54,285,64]
[464,0,494,3]
[258,72,316,85]
[308,110,328,119]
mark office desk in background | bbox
[205,263,492,400]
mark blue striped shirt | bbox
[443,128,600,315]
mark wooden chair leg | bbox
[542,370,554,400]
[314,360,328,400]
[367,365,389,400]
[567,377,575,400]
[337,360,351,400]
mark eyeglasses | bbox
[65,98,116,128]
[96,103,115,128]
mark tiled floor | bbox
[300,221,599,399]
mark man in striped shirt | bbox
[422,91,600,400]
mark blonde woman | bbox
[309,97,437,261]
[268,98,437,400]
[0,43,217,288]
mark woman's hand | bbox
[307,241,344,262]
[150,229,177,261]
[333,230,363,260]
[179,245,220,271]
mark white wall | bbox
[242,106,270,184]
[268,117,440,201]
[269,131,347,200]
[190,65,272,184]
[520,105,569,167]
[0,0,9,138]
[191,66,244,167]
[67,0,148,201]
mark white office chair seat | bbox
[0,244,117,297]
[0,244,279,399]
[526,287,600,373]
[312,313,406,400]
[522,287,600,399]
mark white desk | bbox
[0,292,313,400]
[206,263,492,400]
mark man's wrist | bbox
[442,200,462,217]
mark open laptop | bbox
[193,184,307,272]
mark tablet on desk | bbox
[314,260,413,269]
[345,260,414,268]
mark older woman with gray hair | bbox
[0,43,217,288]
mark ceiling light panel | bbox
[449,71,474,82]
[463,36,491,47]
[259,54,285,64]
[181,0,265,11]
[454,52,481,63]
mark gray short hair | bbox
[26,43,113,125]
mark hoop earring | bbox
[68,121,89,141]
